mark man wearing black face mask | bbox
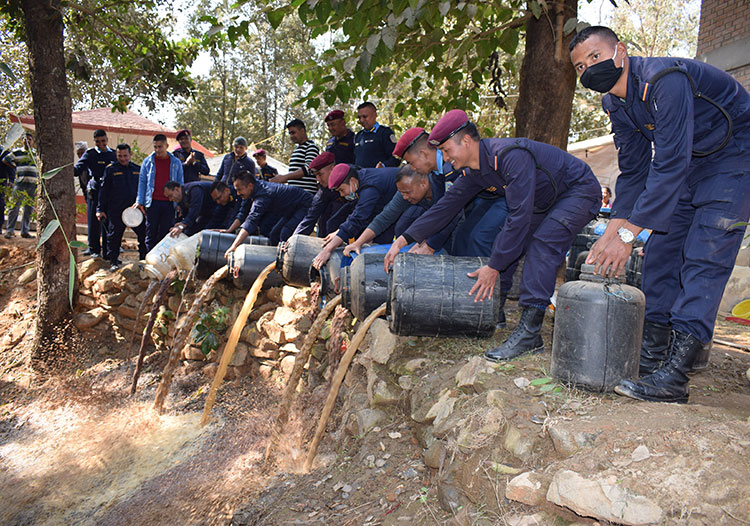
[570,26,750,404]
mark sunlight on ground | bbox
[0,400,215,525]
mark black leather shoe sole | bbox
[614,381,689,404]
[483,343,544,363]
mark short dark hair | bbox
[286,118,306,130]
[93,129,107,138]
[357,102,377,112]
[211,180,229,194]
[234,170,256,185]
[153,133,167,143]
[603,186,612,195]
[395,165,426,183]
[116,143,131,152]
[568,25,619,53]
[164,181,181,192]
[410,134,434,154]
[450,122,480,143]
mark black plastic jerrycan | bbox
[196,231,268,279]
[551,264,645,392]
[227,244,283,290]
[388,253,500,338]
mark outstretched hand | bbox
[467,265,499,302]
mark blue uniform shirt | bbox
[325,129,356,164]
[172,147,210,184]
[403,138,600,271]
[603,56,750,233]
[238,179,313,234]
[74,146,116,191]
[178,181,218,231]
[258,164,279,181]
[98,161,141,215]
[354,123,399,168]
[215,152,257,184]
[336,167,399,242]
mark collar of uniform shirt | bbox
[95,146,112,154]
[365,122,381,133]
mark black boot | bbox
[615,330,703,404]
[496,292,507,330]
[485,306,545,362]
[639,320,671,376]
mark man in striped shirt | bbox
[270,119,319,194]
[3,133,38,238]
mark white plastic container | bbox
[167,232,202,276]
[143,233,188,280]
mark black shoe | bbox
[485,306,545,362]
[496,292,507,330]
[82,249,99,257]
[689,341,712,374]
[110,263,121,271]
[615,330,703,404]
[639,320,671,376]
[20,232,32,238]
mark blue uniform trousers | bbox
[145,200,175,251]
[514,190,599,308]
[87,188,108,255]
[452,197,509,257]
[107,212,147,263]
[269,208,310,246]
[642,170,750,343]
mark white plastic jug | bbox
[168,232,201,275]
[143,233,188,280]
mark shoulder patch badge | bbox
[390,134,397,143]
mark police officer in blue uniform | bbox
[324,109,356,164]
[252,149,279,181]
[209,181,244,231]
[343,164,460,256]
[173,129,210,184]
[74,129,116,257]
[163,180,225,236]
[224,170,313,255]
[312,163,400,269]
[97,143,145,269]
[293,152,355,238]
[570,26,750,404]
[354,102,399,168]
[384,110,601,361]
[393,127,511,259]
[215,137,257,185]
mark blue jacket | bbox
[0,149,16,183]
[603,56,750,233]
[293,186,345,236]
[213,185,243,229]
[177,181,220,231]
[354,123,399,168]
[238,179,313,234]
[98,161,140,215]
[336,167,399,242]
[326,129,356,164]
[403,138,600,272]
[172,147,210,184]
[137,152,184,207]
[74,146,116,192]
[215,152,257,184]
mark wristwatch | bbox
[617,226,636,245]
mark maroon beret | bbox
[328,163,356,189]
[428,109,470,146]
[252,148,267,157]
[325,109,345,122]
[176,128,191,140]
[309,151,335,172]
[393,127,428,158]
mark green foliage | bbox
[0,26,32,139]
[192,306,230,355]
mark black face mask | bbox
[580,47,623,93]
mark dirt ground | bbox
[0,235,749,526]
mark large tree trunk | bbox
[515,0,578,150]
[22,0,77,365]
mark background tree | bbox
[1,0,196,365]
[0,25,32,139]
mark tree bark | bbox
[514,0,578,150]
[22,0,77,365]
